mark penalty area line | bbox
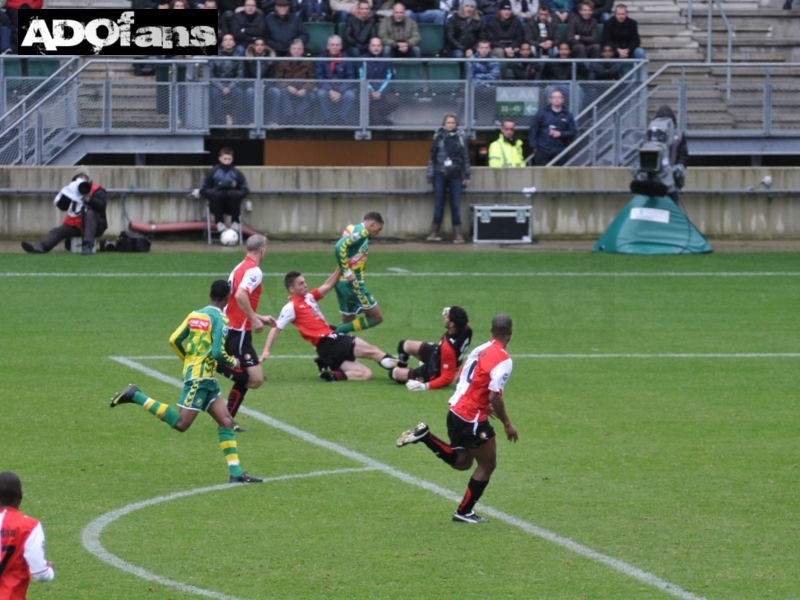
[109,356,708,600]
[81,467,375,600]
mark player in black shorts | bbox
[389,306,472,391]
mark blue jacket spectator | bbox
[265,0,309,54]
[315,35,357,124]
[468,40,500,87]
[528,88,576,165]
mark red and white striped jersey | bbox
[226,256,263,331]
[0,507,55,600]
[275,288,335,347]
[448,339,513,423]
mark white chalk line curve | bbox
[3,271,800,278]
[105,356,707,600]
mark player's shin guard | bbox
[457,477,490,515]
[334,313,377,334]
[420,433,458,466]
[141,396,181,429]
[218,428,244,478]
[397,340,409,366]
[217,364,250,386]
[227,382,248,417]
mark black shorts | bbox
[408,342,439,382]
[447,410,496,450]
[315,333,356,371]
[225,330,260,368]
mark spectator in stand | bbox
[261,0,299,15]
[445,0,484,58]
[403,0,446,26]
[426,114,471,243]
[567,0,599,58]
[478,0,503,22]
[265,0,309,55]
[230,0,267,54]
[504,42,537,79]
[602,4,645,59]
[344,0,379,56]
[539,41,586,108]
[0,9,12,54]
[332,0,365,23]
[244,38,276,124]
[528,88,576,165]
[589,43,623,79]
[379,2,422,58]
[360,38,400,126]
[591,0,613,23]
[470,39,499,122]
[439,0,460,19]
[485,0,525,59]
[217,0,241,13]
[299,0,330,21]
[782,0,791,9]
[488,119,526,167]
[316,35,357,125]
[210,33,245,126]
[171,0,188,8]
[509,0,536,22]
[266,38,316,126]
[525,4,560,57]
[548,0,572,23]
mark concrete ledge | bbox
[1,166,799,240]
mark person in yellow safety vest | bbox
[488,120,526,167]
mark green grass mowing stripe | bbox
[4,271,800,277]
[108,357,708,600]
[82,468,375,600]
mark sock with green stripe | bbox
[218,428,244,478]
[138,393,181,429]
[335,313,377,334]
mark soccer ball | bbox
[220,229,239,246]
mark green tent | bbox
[593,195,713,255]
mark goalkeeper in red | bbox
[396,314,518,523]
[389,306,473,391]
[110,280,263,483]
[333,211,385,334]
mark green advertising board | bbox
[496,86,539,118]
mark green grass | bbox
[3,251,800,599]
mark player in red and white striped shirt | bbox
[0,472,55,600]
[396,314,518,524]
[261,269,398,381]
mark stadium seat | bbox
[2,57,22,78]
[393,61,426,94]
[306,22,336,55]
[27,59,61,78]
[428,61,461,95]
[558,23,567,42]
[596,23,603,42]
[418,23,445,56]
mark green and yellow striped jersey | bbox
[335,223,370,281]
[169,305,236,382]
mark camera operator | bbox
[21,168,108,255]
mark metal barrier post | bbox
[356,61,370,140]
[706,0,713,63]
[35,111,43,165]
[104,63,111,134]
[465,77,474,137]
[763,67,772,136]
[679,66,687,131]
[169,61,178,133]
[612,111,621,165]
[251,60,264,139]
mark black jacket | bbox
[566,14,598,45]
[525,17,561,50]
[485,14,525,49]
[229,10,267,47]
[601,16,641,50]
[445,10,484,52]
[344,14,378,50]
[505,56,537,80]
[403,0,438,13]
[539,58,587,80]
[589,60,623,80]
[264,11,309,53]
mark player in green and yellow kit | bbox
[334,211,385,334]
[110,280,263,484]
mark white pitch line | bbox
[82,467,375,600]
[125,353,800,361]
[107,356,707,600]
[3,271,800,278]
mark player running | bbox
[389,306,473,392]
[261,269,398,381]
[333,211,385,334]
[0,472,55,600]
[396,314,518,523]
[216,234,276,431]
[110,280,263,484]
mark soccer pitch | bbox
[3,250,800,599]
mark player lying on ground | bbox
[397,314,518,523]
[110,280,263,483]
[261,269,398,381]
[389,305,473,391]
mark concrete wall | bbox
[1,166,798,239]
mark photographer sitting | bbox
[21,168,107,255]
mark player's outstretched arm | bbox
[489,391,518,442]
[318,267,342,298]
[261,326,281,362]
[257,314,277,328]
